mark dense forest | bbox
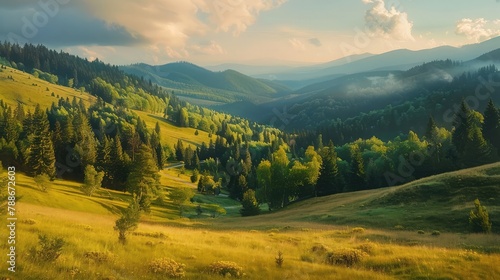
[1,43,500,216]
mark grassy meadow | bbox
[1,163,499,279]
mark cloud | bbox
[362,0,414,41]
[308,38,322,47]
[0,0,285,59]
[455,18,500,42]
[198,0,287,35]
[190,40,226,55]
[289,38,305,51]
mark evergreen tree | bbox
[175,139,184,161]
[452,101,470,156]
[240,189,260,216]
[349,144,365,191]
[316,140,341,196]
[28,105,56,177]
[482,99,500,155]
[425,116,439,144]
[126,145,160,212]
[469,198,492,233]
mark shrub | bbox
[431,230,441,236]
[148,258,185,278]
[356,243,375,254]
[417,230,425,235]
[469,198,492,233]
[310,244,331,255]
[83,251,113,263]
[350,227,365,234]
[30,234,65,262]
[275,251,284,268]
[324,248,365,267]
[208,261,243,278]
[394,225,404,230]
[21,219,37,225]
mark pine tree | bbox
[425,116,439,144]
[126,145,160,212]
[28,105,56,177]
[240,189,260,216]
[175,139,184,161]
[349,144,365,191]
[469,198,492,233]
[482,99,500,155]
[452,101,470,156]
[316,140,341,196]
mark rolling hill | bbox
[0,65,214,149]
[120,62,291,104]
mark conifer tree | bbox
[483,99,500,155]
[316,140,341,196]
[126,145,160,212]
[28,105,56,177]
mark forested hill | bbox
[120,62,291,104]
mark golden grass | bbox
[1,167,498,279]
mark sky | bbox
[0,0,499,67]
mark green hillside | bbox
[0,65,212,149]
[215,162,500,234]
[121,62,291,104]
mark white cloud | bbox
[362,0,414,41]
[190,40,226,55]
[198,0,287,35]
[75,0,285,58]
[455,18,500,42]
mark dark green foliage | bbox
[349,144,365,191]
[316,141,341,196]
[126,145,160,212]
[469,198,492,233]
[27,105,56,177]
[482,99,500,155]
[240,189,260,216]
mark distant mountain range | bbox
[121,36,500,131]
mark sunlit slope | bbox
[217,162,500,234]
[0,66,212,148]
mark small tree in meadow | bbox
[469,198,492,233]
[169,187,194,217]
[240,189,260,216]
[34,173,51,192]
[114,198,141,244]
[81,165,104,196]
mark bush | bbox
[394,225,404,230]
[417,230,425,235]
[30,234,65,262]
[208,261,243,278]
[350,227,365,234]
[275,251,284,268]
[83,251,113,263]
[324,248,365,267]
[431,230,441,236]
[148,258,185,278]
[469,198,492,233]
[310,244,331,255]
[356,243,375,254]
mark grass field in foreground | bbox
[1,163,499,279]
